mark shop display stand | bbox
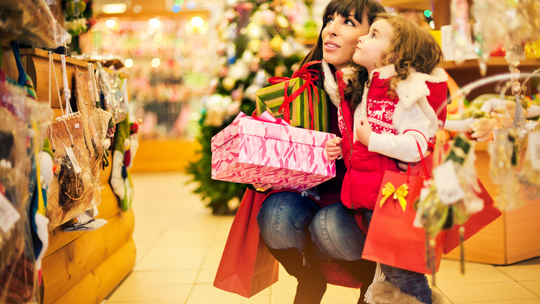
[441,143,540,265]
[1,45,136,303]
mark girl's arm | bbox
[367,103,431,163]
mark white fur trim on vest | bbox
[364,262,386,304]
[322,60,341,108]
[370,65,446,138]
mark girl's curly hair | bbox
[345,13,444,110]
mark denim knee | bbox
[309,203,367,261]
[380,265,432,304]
[257,192,320,252]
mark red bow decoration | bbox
[267,60,321,130]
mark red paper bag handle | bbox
[403,129,431,179]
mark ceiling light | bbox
[148,18,161,29]
[102,3,127,14]
[105,19,117,28]
[191,16,204,28]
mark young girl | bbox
[322,13,448,304]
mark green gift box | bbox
[255,64,329,132]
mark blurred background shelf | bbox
[443,143,540,265]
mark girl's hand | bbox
[325,137,342,161]
[355,118,372,146]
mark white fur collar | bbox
[371,65,447,110]
[322,60,341,108]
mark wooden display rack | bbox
[442,57,540,265]
[1,46,136,303]
[444,143,540,265]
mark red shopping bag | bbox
[362,138,447,274]
[213,189,279,298]
[362,169,446,275]
[443,179,501,254]
[406,143,502,254]
[363,140,501,274]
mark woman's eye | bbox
[345,19,355,26]
[372,33,376,38]
[326,17,334,24]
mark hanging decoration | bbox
[471,0,540,75]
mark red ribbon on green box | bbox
[255,61,329,132]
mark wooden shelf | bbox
[379,0,430,10]
[4,47,136,303]
[444,148,540,265]
[131,139,200,172]
[444,57,540,70]
[19,48,93,69]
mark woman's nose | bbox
[327,21,338,36]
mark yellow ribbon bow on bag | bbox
[380,182,409,211]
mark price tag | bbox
[433,161,465,205]
[0,192,20,233]
[528,132,540,170]
[75,123,80,129]
[65,147,82,174]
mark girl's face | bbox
[321,10,370,71]
[353,19,394,74]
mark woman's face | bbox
[321,10,370,71]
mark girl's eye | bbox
[345,19,355,26]
[372,33,376,38]
[326,17,334,24]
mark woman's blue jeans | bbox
[310,203,432,304]
[257,192,321,252]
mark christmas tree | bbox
[187,0,310,214]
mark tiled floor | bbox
[106,172,540,303]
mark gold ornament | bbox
[276,15,289,28]
[222,77,236,91]
[247,39,261,53]
[270,35,284,52]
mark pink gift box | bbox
[211,112,336,191]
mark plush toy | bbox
[110,116,135,211]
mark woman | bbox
[254,0,386,303]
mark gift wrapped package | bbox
[255,61,329,132]
[211,112,336,191]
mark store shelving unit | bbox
[1,45,136,303]
[444,143,540,265]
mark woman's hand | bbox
[325,137,342,161]
[355,118,372,146]
[253,183,282,192]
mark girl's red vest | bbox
[338,73,399,210]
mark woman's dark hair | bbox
[299,0,386,90]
